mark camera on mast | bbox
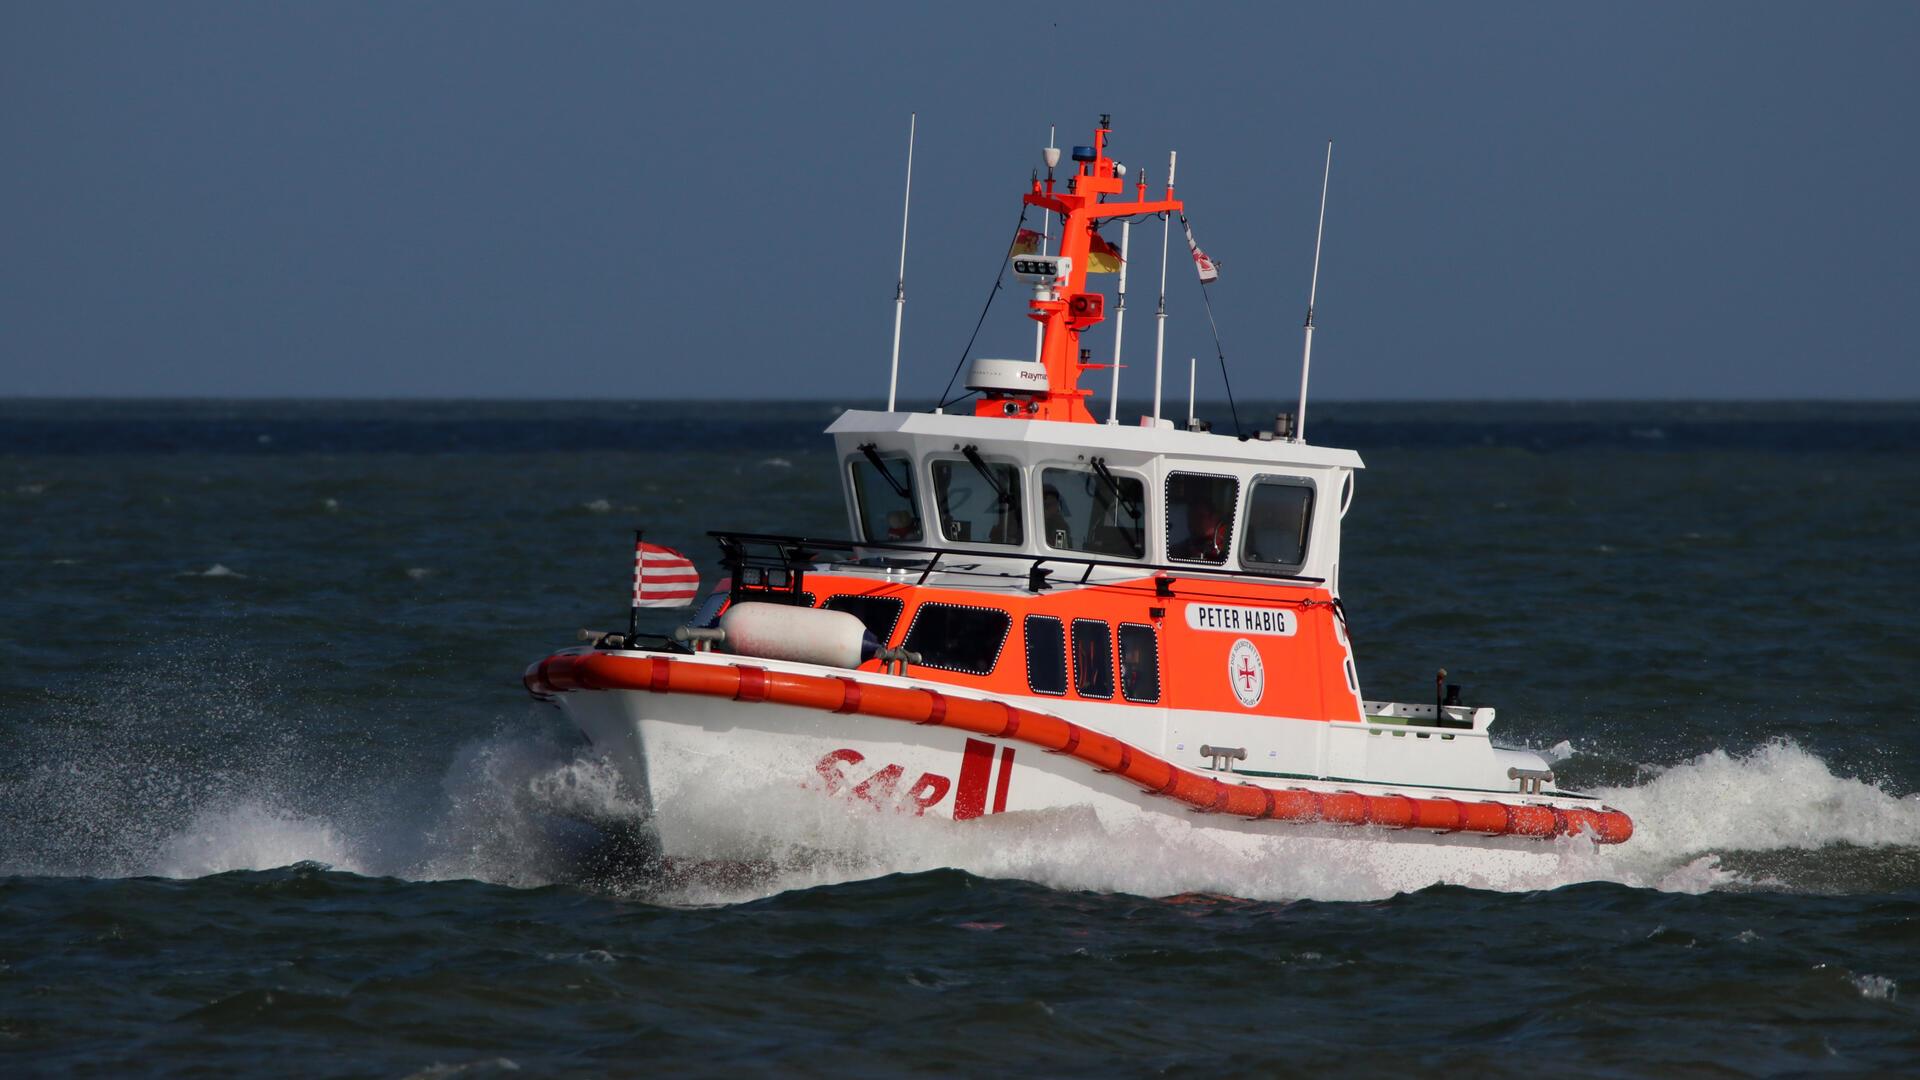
[1011,254,1072,294]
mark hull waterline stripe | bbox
[522,652,1632,844]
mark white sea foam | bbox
[582,498,612,513]
[181,563,246,578]
[1851,973,1898,1001]
[154,800,365,878]
[1592,740,1920,868]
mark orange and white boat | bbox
[524,117,1631,881]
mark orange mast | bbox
[979,116,1184,424]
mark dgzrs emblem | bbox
[1227,638,1264,708]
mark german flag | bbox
[1010,228,1044,255]
[1087,229,1124,273]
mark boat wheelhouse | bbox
[524,117,1630,874]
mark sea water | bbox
[3,399,1918,1074]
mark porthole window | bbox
[903,603,1012,676]
[1165,472,1239,564]
[1025,615,1067,696]
[825,594,906,645]
[1118,623,1161,703]
[1242,478,1315,572]
[1071,618,1113,699]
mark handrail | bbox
[708,529,1325,587]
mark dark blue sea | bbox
[4,399,1919,1076]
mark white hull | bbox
[558,680,1592,894]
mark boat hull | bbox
[529,649,1631,885]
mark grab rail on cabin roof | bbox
[708,530,1325,592]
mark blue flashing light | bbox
[1070,145,1097,163]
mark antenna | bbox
[886,112,916,413]
[1034,124,1055,364]
[1106,217,1132,424]
[1187,356,1197,428]
[1294,140,1331,443]
[1152,149,1175,423]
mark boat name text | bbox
[1185,604,1296,636]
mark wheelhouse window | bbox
[1165,472,1239,564]
[1071,618,1113,699]
[1040,464,1145,559]
[1024,615,1067,696]
[903,603,1012,676]
[931,454,1023,545]
[1118,623,1161,703]
[825,594,906,645]
[1242,477,1316,572]
[850,449,922,543]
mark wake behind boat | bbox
[523,116,1631,883]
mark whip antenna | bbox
[886,112,916,412]
[1294,140,1331,443]
[1106,215,1132,424]
[1152,150,1175,422]
[1034,124,1055,364]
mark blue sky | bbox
[2,2,1914,400]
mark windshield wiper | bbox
[961,444,1013,508]
[858,442,912,499]
[1089,456,1141,521]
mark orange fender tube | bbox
[524,651,1633,845]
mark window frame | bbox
[1036,463,1150,561]
[1070,617,1114,700]
[927,453,1027,548]
[688,589,730,630]
[824,594,907,646]
[1023,615,1068,696]
[1117,622,1162,704]
[848,449,923,544]
[1164,471,1241,566]
[901,601,1013,677]
[1239,474,1318,575]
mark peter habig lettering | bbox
[1185,604,1296,636]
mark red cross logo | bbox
[1237,656,1259,689]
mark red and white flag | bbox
[1182,215,1220,284]
[632,539,699,608]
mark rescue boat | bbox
[523,117,1632,879]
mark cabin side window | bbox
[1039,465,1146,559]
[1024,615,1067,695]
[931,456,1024,545]
[1117,623,1161,703]
[1242,477,1316,573]
[825,594,906,645]
[1165,472,1239,565]
[850,450,922,543]
[1071,618,1113,699]
[903,603,1012,676]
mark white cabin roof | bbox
[827,410,1366,472]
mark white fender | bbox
[718,602,877,669]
